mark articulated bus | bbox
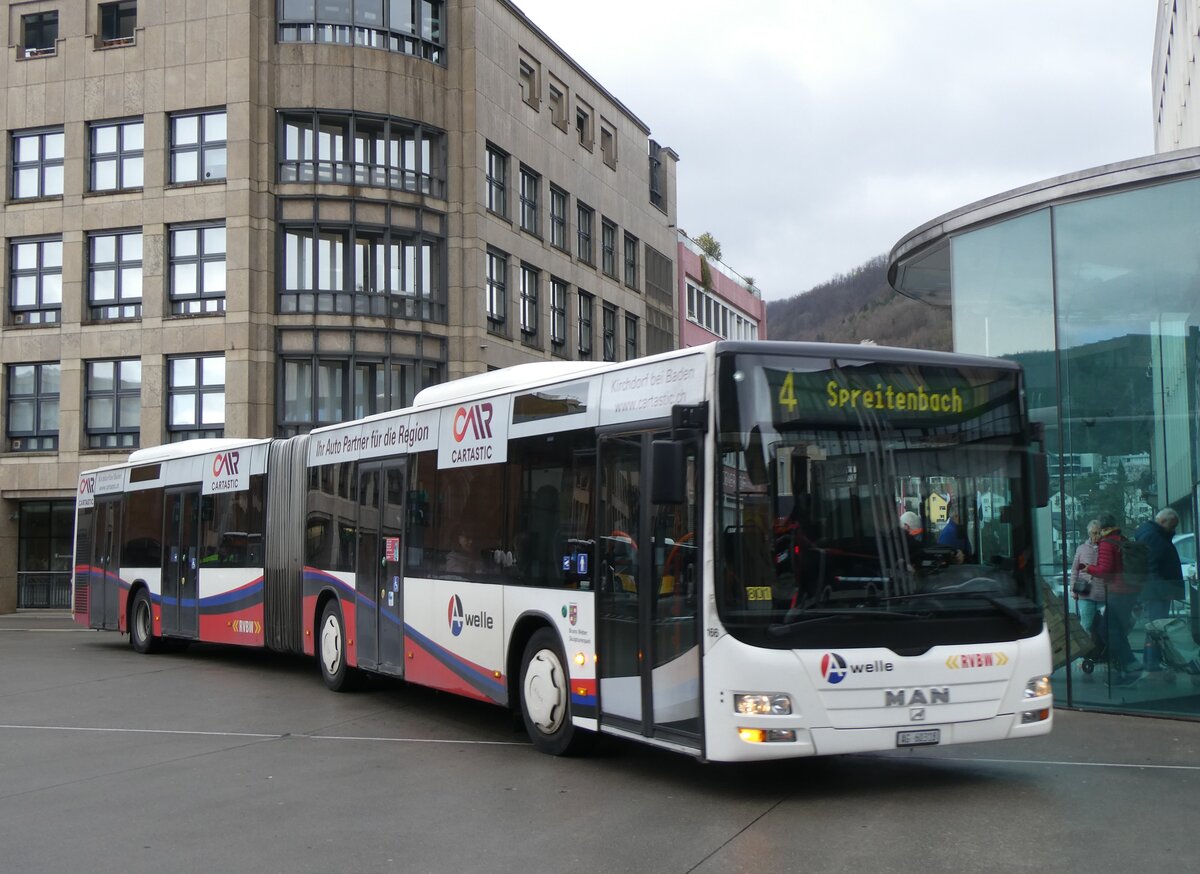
[72,341,1053,761]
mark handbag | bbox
[1071,578,1092,597]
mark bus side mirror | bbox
[1032,452,1050,508]
[651,440,686,505]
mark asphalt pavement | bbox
[2,609,1199,874]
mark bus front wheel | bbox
[129,589,160,654]
[318,600,356,692]
[519,628,590,756]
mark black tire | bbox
[129,589,160,654]
[318,599,357,692]
[519,628,592,756]
[1081,659,1095,675]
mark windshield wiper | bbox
[881,590,1032,627]
[768,608,931,636]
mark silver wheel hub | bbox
[524,649,567,735]
[320,613,342,675]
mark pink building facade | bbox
[677,233,767,347]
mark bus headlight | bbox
[1024,676,1052,699]
[734,693,793,715]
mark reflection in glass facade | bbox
[903,170,1200,719]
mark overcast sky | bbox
[512,1,1157,301]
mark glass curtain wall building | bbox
[889,149,1200,718]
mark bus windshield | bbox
[716,351,1042,650]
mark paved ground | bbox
[3,610,1200,874]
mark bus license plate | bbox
[897,729,940,747]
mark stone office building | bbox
[0,0,679,612]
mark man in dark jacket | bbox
[1135,508,1185,672]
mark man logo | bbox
[447,594,465,637]
[820,652,848,684]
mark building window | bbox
[280,222,443,320]
[600,120,617,169]
[12,129,64,200]
[548,76,568,130]
[686,279,759,339]
[576,101,593,150]
[520,264,539,340]
[601,219,617,278]
[578,291,593,359]
[90,119,144,192]
[171,109,227,183]
[88,231,143,320]
[486,249,507,329]
[279,353,437,436]
[649,139,666,212]
[168,355,225,441]
[7,363,59,452]
[602,304,617,362]
[170,224,226,314]
[21,11,58,57]
[277,0,446,63]
[551,278,567,349]
[519,167,540,235]
[577,203,594,265]
[99,2,137,47]
[550,186,568,250]
[486,144,508,217]
[519,53,540,108]
[10,238,62,325]
[625,313,638,360]
[279,111,444,196]
[86,359,141,449]
[624,233,639,288]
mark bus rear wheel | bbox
[519,628,590,756]
[318,600,356,692]
[129,589,160,654]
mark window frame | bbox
[624,313,638,360]
[85,358,142,449]
[575,100,593,150]
[169,222,227,315]
[99,1,138,47]
[6,362,60,452]
[601,218,617,278]
[21,11,58,57]
[170,108,228,184]
[486,248,508,331]
[623,232,639,289]
[276,0,446,64]
[550,278,568,349]
[602,303,617,362]
[486,143,508,218]
[519,263,539,341]
[576,202,594,265]
[89,118,145,193]
[167,354,226,441]
[549,185,569,251]
[519,166,540,236]
[577,291,594,359]
[9,237,63,326]
[88,229,144,321]
[11,128,65,200]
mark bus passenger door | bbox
[357,461,407,674]
[89,497,123,630]
[162,488,201,638]
[598,431,701,747]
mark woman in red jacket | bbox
[1084,513,1142,683]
